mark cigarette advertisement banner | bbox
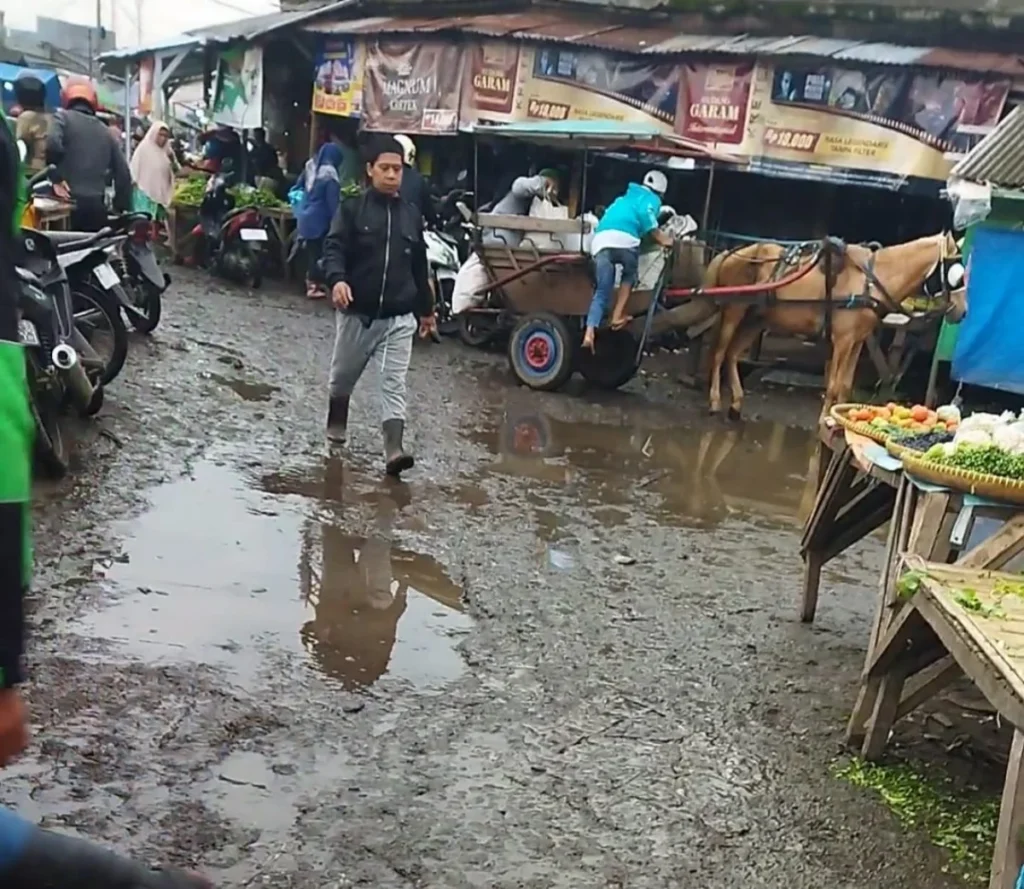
[312,39,364,118]
[361,40,465,135]
[460,44,678,130]
[677,60,1010,190]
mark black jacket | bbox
[322,188,433,320]
[399,165,436,228]
[47,108,131,210]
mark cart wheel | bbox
[458,312,495,348]
[578,327,640,390]
[508,312,576,391]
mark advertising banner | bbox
[460,45,678,129]
[676,62,753,146]
[678,61,1009,190]
[137,55,154,116]
[461,41,522,123]
[212,46,264,129]
[361,40,464,134]
[312,39,364,118]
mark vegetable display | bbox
[842,402,960,440]
[230,184,287,210]
[916,411,1024,481]
[172,176,207,207]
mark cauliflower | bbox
[993,424,1024,453]
[954,428,993,448]
[936,404,961,424]
[960,412,1001,432]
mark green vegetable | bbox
[896,570,927,601]
[172,176,208,207]
[341,179,362,198]
[229,185,287,210]
[927,444,1024,480]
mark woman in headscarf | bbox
[294,141,345,299]
[129,120,178,227]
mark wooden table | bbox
[259,205,295,281]
[800,422,900,622]
[34,199,71,231]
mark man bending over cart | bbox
[583,170,673,352]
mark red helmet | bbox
[61,77,98,111]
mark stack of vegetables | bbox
[172,176,207,208]
[841,402,960,445]
[171,177,289,211]
[919,411,1024,481]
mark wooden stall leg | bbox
[990,729,1024,889]
[801,551,824,623]
[861,666,907,760]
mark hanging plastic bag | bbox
[947,178,991,231]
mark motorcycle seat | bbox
[44,229,117,254]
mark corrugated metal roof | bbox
[304,12,1024,76]
[99,0,358,62]
[950,105,1024,187]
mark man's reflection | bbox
[300,496,405,689]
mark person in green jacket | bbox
[0,107,211,889]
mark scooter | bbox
[424,227,460,336]
[190,169,272,289]
[107,212,170,333]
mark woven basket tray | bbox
[886,438,914,461]
[829,403,892,445]
[902,454,1024,506]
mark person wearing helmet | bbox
[12,73,51,174]
[0,105,213,889]
[582,170,673,351]
[47,77,132,231]
[394,135,436,228]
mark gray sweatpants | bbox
[328,312,417,423]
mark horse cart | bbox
[461,121,742,392]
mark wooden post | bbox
[990,730,1024,889]
[308,112,320,159]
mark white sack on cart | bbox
[520,199,596,253]
[452,253,491,315]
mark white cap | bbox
[643,169,668,196]
[394,134,416,166]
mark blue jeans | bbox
[0,807,31,872]
[587,246,639,329]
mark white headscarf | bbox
[129,121,175,208]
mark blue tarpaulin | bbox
[952,226,1024,394]
[0,63,62,111]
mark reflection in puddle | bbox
[470,409,819,528]
[299,521,469,690]
[202,372,280,402]
[82,458,469,691]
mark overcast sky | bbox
[1,0,281,46]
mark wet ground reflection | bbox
[81,457,469,691]
[467,407,820,528]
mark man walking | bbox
[322,136,436,476]
[1,106,209,889]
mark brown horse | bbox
[706,233,967,419]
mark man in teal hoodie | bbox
[583,170,673,351]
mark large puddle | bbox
[468,408,820,528]
[82,458,471,691]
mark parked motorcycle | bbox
[106,212,169,333]
[44,229,130,386]
[190,169,272,289]
[17,212,122,476]
[424,227,460,335]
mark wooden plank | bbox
[896,656,962,720]
[862,666,909,760]
[907,492,951,559]
[990,729,1024,889]
[915,592,1024,732]
[957,513,1024,571]
[476,213,592,235]
[866,606,929,678]
[802,454,857,552]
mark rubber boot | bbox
[0,816,209,889]
[382,418,414,476]
[326,396,349,444]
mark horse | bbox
[705,233,967,420]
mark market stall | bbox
[803,398,1024,888]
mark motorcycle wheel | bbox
[72,284,129,386]
[458,312,495,348]
[26,357,68,479]
[121,276,163,334]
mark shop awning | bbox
[950,105,1024,189]
[467,119,743,164]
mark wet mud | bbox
[4,269,977,887]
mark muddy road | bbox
[2,271,961,888]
